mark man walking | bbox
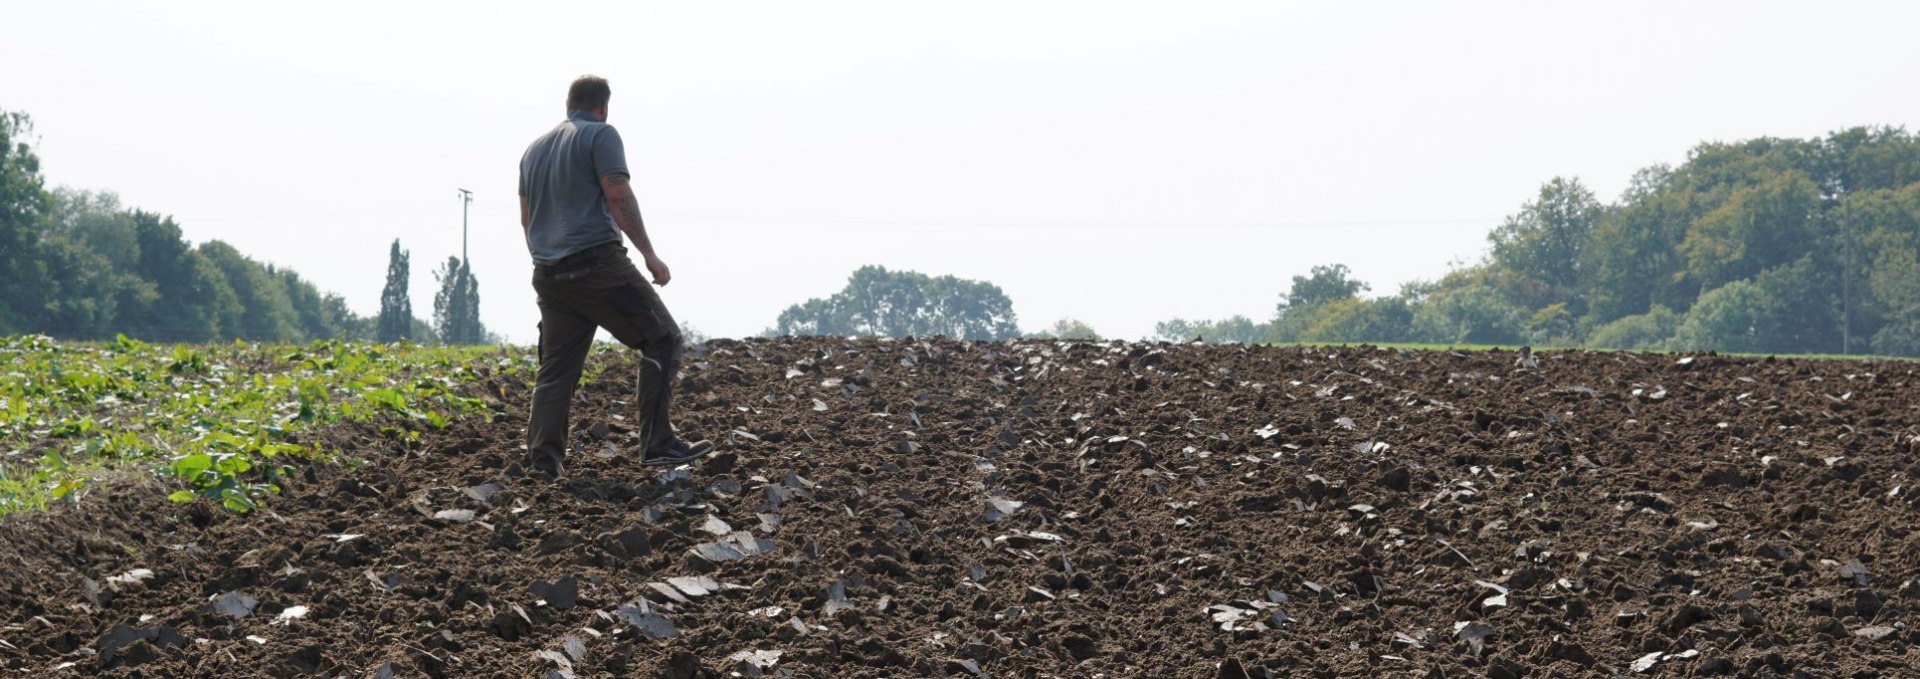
[519,75,710,479]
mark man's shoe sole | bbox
[641,441,713,466]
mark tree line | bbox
[1150,126,1920,355]
[12,104,1917,354]
[0,110,492,344]
[773,126,1920,356]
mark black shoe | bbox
[527,456,565,481]
[642,439,713,466]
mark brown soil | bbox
[4,339,1920,678]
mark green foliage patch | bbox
[0,335,527,516]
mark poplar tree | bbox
[377,240,412,342]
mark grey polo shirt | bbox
[519,110,629,266]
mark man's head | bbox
[567,75,611,121]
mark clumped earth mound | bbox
[4,338,1920,678]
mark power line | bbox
[651,214,1497,230]
[178,209,1495,231]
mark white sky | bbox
[5,1,1917,342]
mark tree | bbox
[199,241,301,341]
[1278,264,1368,312]
[1583,165,1691,322]
[1671,257,1837,354]
[1670,279,1767,353]
[1679,172,1822,291]
[0,111,52,332]
[1155,316,1265,343]
[1845,183,1920,354]
[770,266,1019,340]
[1152,318,1198,342]
[1027,318,1101,340]
[1411,282,1526,345]
[1584,305,1681,350]
[36,189,152,337]
[1524,303,1576,344]
[377,240,413,342]
[433,256,489,345]
[278,268,357,341]
[1487,177,1601,311]
[1297,297,1416,344]
[1825,126,1920,195]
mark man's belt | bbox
[536,242,624,277]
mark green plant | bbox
[0,336,526,516]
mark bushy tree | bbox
[1583,165,1692,322]
[199,242,300,341]
[33,190,151,337]
[771,266,1019,340]
[0,111,52,332]
[1584,305,1680,350]
[1524,303,1576,345]
[1679,172,1822,292]
[1487,177,1601,311]
[1294,298,1416,344]
[1155,316,1265,343]
[1028,318,1101,340]
[1671,257,1836,354]
[1412,283,1526,345]
[127,211,222,341]
[1670,280,1766,353]
[185,250,246,341]
[1279,264,1368,312]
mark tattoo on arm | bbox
[600,173,654,255]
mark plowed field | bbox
[5,339,1920,678]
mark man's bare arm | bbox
[599,173,671,285]
[519,195,531,237]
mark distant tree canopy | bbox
[770,266,1020,340]
[0,108,431,343]
[1160,126,1920,355]
[1153,316,1264,343]
[1278,263,1369,311]
[1027,318,1101,340]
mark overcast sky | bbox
[5,1,1918,342]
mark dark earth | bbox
[5,338,1920,678]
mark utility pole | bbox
[457,188,473,263]
[1842,211,1853,355]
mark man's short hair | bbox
[567,75,611,111]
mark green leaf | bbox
[215,454,253,476]
[221,495,255,513]
[167,490,196,503]
[50,480,84,499]
[170,453,214,480]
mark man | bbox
[518,74,710,479]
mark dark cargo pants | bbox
[527,244,682,473]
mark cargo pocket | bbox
[599,284,669,349]
[609,288,654,318]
